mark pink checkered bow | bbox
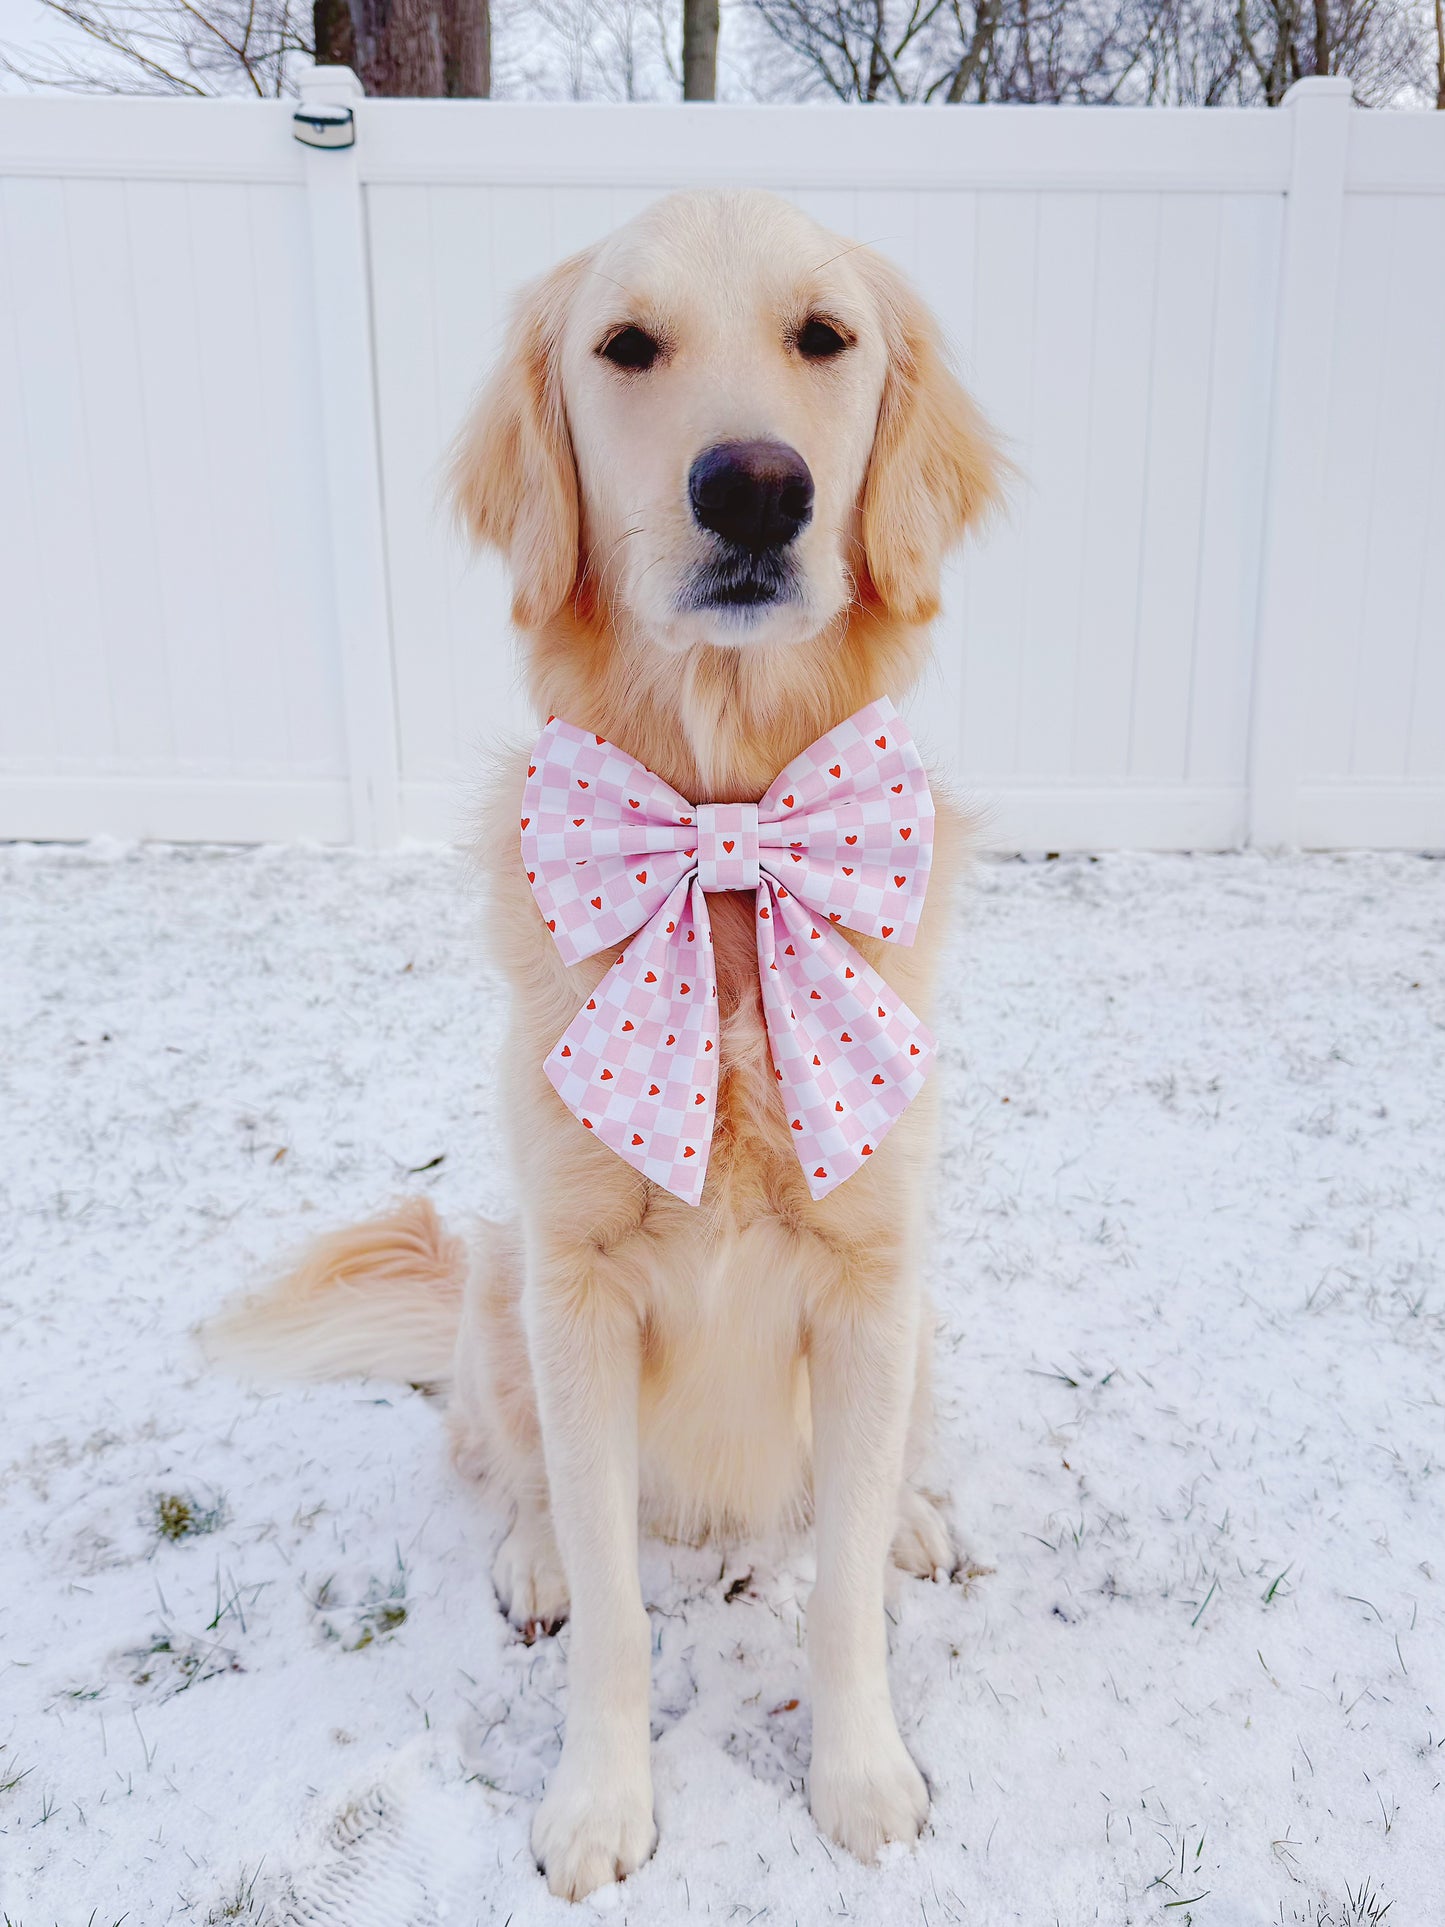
[521,697,936,1205]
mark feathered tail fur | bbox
[201,1196,468,1386]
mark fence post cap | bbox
[1281,76,1354,108]
[299,65,365,107]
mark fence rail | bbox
[1,75,1442,851]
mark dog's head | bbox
[451,189,1001,655]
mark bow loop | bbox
[523,700,936,1204]
[757,697,933,947]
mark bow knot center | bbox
[696,802,760,892]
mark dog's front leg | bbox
[524,1253,656,1901]
[808,1275,930,1859]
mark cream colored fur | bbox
[205,190,1002,1903]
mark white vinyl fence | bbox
[1,76,1442,851]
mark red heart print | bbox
[809,989,821,1000]
[900,827,912,840]
[759,907,770,919]
[813,1054,821,1066]
[875,735,887,748]
[791,1119,802,1130]
[622,1020,634,1032]
[666,1033,676,1045]
[840,1031,852,1042]
[591,896,602,909]
[560,1045,571,1057]
[582,1117,592,1129]
[892,783,903,794]
[573,818,584,827]
[909,1043,920,1055]
[577,779,589,789]
[527,765,536,777]
[521,817,530,829]
[679,816,692,825]
[587,998,596,1010]
[636,871,647,884]
[649,1083,660,1095]
[872,1074,884,1085]
[844,967,854,978]
[829,764,841,778]
[881,925,894,937]
[683,1146,695,1157]
[631,1132,644,1146]
[645,970,658,983]
[596,734,606,745]
[843,866,853,875]
[527,871,535,883]
[894,875,906,888]
[829,913,841,922]
[846,835,857,845]
[547,918,556,932]
[629,798,640,809]
[785,944,795,956]
[810,929,821,940]
[782,794,794,809]
[704,1039,713,1051]
[835,1100,844,1113]
[680,983,690,994]
[695,1093,705,1105]
[600,1069,613,1080]
[861,1144,873,1156]
[877,1005,886,1018]
[666,921,676,934]
[814,1166,827,1179]
[790,852,803,863]
[723,840,735,854]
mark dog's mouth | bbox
[679,545,799,615]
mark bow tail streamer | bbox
[755,882,936,1200]
[543,875,720,1206]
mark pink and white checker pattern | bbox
[521,697,935,1205]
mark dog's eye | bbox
[796,318,850,361]
[599,326,660,372]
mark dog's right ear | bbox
[448,254,587,631]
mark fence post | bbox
[1247,76,1352,849]
[296,65,401,850]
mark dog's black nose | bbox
[688,441,814,552]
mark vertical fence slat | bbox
[298,66,401,849]
[1247,77,1352,848]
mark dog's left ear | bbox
[448,252,588,630]
[858,254,1007,626]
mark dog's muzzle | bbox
[695,802,760,892]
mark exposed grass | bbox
[310,1553,409,1652]
[150,1488,228,1544]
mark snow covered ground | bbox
[2,841,1442,1927]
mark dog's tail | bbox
[200,1196,468,1386]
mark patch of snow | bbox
[1,844,1441,1926]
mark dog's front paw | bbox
[891,1484,956,1580]
[493,1510,570,1640]
[533,1754,657,1901]
[810,1725,929,1862]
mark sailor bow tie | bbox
[521,697,936,1206]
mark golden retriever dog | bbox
[207,189,1002,1903]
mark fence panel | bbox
[0,104,348,842]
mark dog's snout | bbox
[688,441,814,553]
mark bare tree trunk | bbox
[317,0,489,94]
[682,0,719,96]
[444,0,488,93]
[1312,0,1329,75]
